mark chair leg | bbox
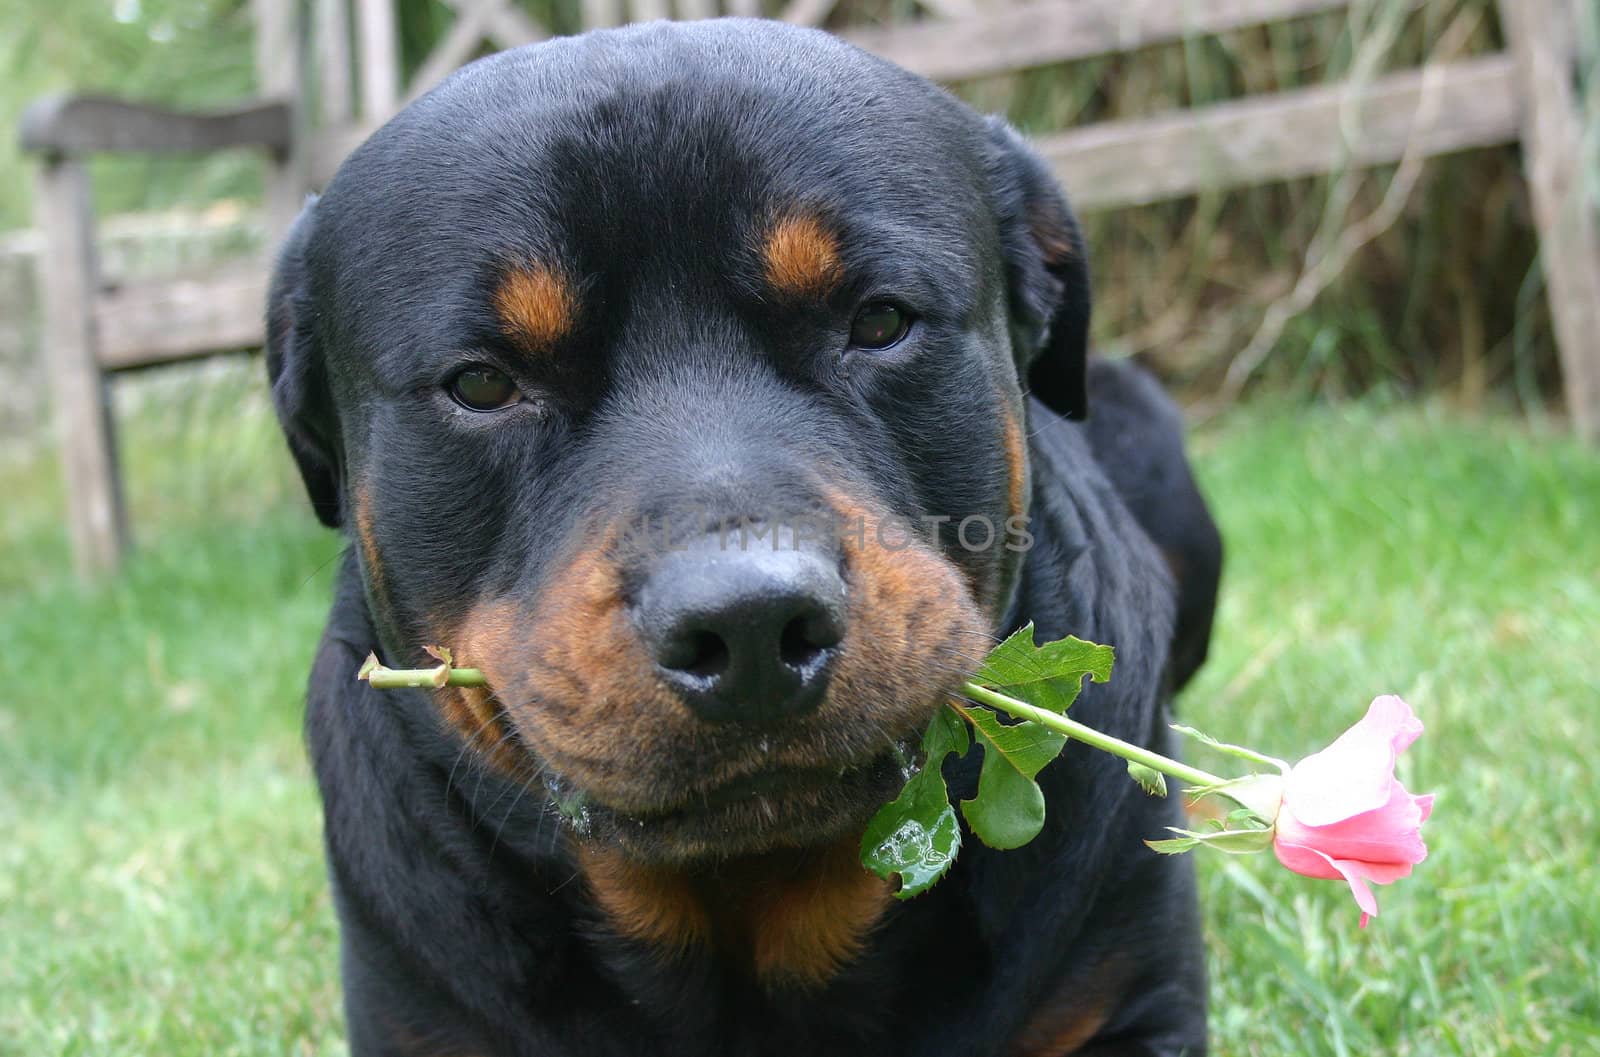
[1498,0,1600,444]
[35,158,128,578]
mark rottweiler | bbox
[267,18,1222,1056]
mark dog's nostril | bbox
[779,610,841,672]
[672,630,730,680]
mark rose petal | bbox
[1276,842,1385,924]
[1276,783,1430,866]
[1284,695,1422,827]
[1273,838,1344,880]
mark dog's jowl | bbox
[267,18,1222,1056]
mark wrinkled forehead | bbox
[313,23,994,312]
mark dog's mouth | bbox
[544,738,917,865]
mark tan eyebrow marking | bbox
[762,214,844,298]
[493,262,576,348]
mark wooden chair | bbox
[20,0,1599,578]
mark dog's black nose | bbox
[635,530,846,724]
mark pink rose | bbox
[1271,695,1435,927]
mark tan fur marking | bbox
[577,845,711,952]
[763,214,843,298]
[746,839,892,987]
[1009,960,1127,1056]
[352,486,386,604]
[493,263,575,347]
[824,489,992,711]
[460,503,985,988]
[577,839,891,988]
[429,604,521,774]
[1002,403,1029,526]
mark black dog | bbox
[267,19,1221,1056]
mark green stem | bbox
[363,666,488,690]
[959,681,1227,789]
[365,665,1228,790]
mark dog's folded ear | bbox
[266,198,344,527]
[985,118,1091,421]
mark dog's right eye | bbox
[448,366,521,411]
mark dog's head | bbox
[269,20,1089,868]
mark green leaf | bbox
[973,622,1114,715]
[860,706,969,899]
[1128,761,1168,797]
[952,702,1065,849]
[1145,837,1201,855]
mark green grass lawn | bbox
[2,371,1597,1055]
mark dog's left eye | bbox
[849,303,911,351]
[448,366,521,411]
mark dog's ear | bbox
[266,197,343,527]
[985,118,1091,421]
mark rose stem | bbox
[959,681,1227,788]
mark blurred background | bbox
[1,1,1597,1054]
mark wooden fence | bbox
[18,0,1600,577]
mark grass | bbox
[2,371,1598,1055]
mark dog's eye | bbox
[849,303,910,350]
[448,366,521,411]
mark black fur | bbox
[269,19,1220,1056]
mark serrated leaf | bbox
[859,705,969,899]
[973,622,1114,715]
[922,702,970,760]
[860,768,962,900]
[1128,761,1168,797]
[951,702,1064,849]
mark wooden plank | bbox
[95,268,271,370]
[1036,55,1522,212]
[581,0,625,29]
[1497,0,1600,443]
[846,0,1356,83]
[18,96,291,158]
[726,0,763,15]
[34,161,128,577]
[316,0,355,124]
[252,0,296,98]
[632,0,672,22]
[409,5,491,101]
[476,0,547,48]
[354,0,401,120]
[677,0,718,21]
[779,0,838,28]
[309,122,370,185]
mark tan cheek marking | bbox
[352,486,386,604]
[748,839,893,988]
[423,603,519,775]
[823,489,992,718]
[1002,401,1029,525]
[493,263,576,348]
[763,214,843,298]
[456,540,686,799]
